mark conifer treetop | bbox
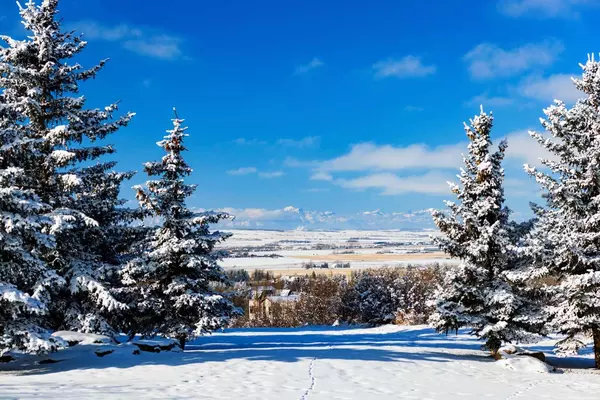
[122,110,237,343]
[0,0,134,173]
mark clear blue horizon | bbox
[1,0,597,228]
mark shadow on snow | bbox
[0,326,492,376]
[2,325,594,375]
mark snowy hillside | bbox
[1,325,598,399]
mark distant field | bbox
[244,252,453,278]
[293,252,449,262]
[220,229,454,271]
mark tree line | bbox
[228,265,445,328]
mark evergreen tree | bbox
[429,108,541,355]
[0,0,135,347]
[0,151,65,354]
[351,269,403,325]
[0,37,66,355]
[119,110,239,349]
[519,54,600,368]
[49,163,145,336]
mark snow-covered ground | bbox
[220,229,454,271]
[218,229,440,250]
[2,325,599,399]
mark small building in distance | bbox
[251,285,276,298]
[248,288,300,321]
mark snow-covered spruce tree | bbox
[429,108,542,355]
[0,2,66,355]
[0,141,66,355]
[520,54,600,368]
[49,163,146,336]
[351,268,402,325]
[119,111,238,349]
[0,0,135,341]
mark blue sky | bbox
[1,0,598,227]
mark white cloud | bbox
[232,137,319,148]
[312,130,554,172]
[317,142,464,173]
[310,171,333,181]
[233,138,268,146]
[227,168,285,178]
[373,56,436,79]
[123,35,182,60]
[215,207,288,221]
[277,136,320,148]
[69,20,183,60]
[294,58,324,75]
[284,157,319,168]
[504,177,542,198]
[335,172,452,196]
[324,132,554,196]
[467,71,583,107]
[307,188,329,193]
[287,128,559,197]
[258,171,285,179]
[466,93,514,107]
[504,130,559,165]
[518,73,582,103]
[197,205,438,229]
[498,0,594,18]
[199,205,433,229]
[463,41,563,80]
[283,121,564,198]
[227,167,257,176]
[70,22,142,41]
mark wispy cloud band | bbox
[373,56,436,79]
[463,40,563,80]
[294,58,324,75]
[69,20,183,60]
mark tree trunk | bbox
[593,328,600,369]
[179,336,186,351]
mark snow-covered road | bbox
[1,325,599,399]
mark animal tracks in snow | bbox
[300,345,333,399]
[504,378,554,400]
[300,357,317,400]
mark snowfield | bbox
[2,325,599,399]
[219,229,454,271]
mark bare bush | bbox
[228,264,445,328]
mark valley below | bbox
[219,229,454,275]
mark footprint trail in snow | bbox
[300,357,317,400]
